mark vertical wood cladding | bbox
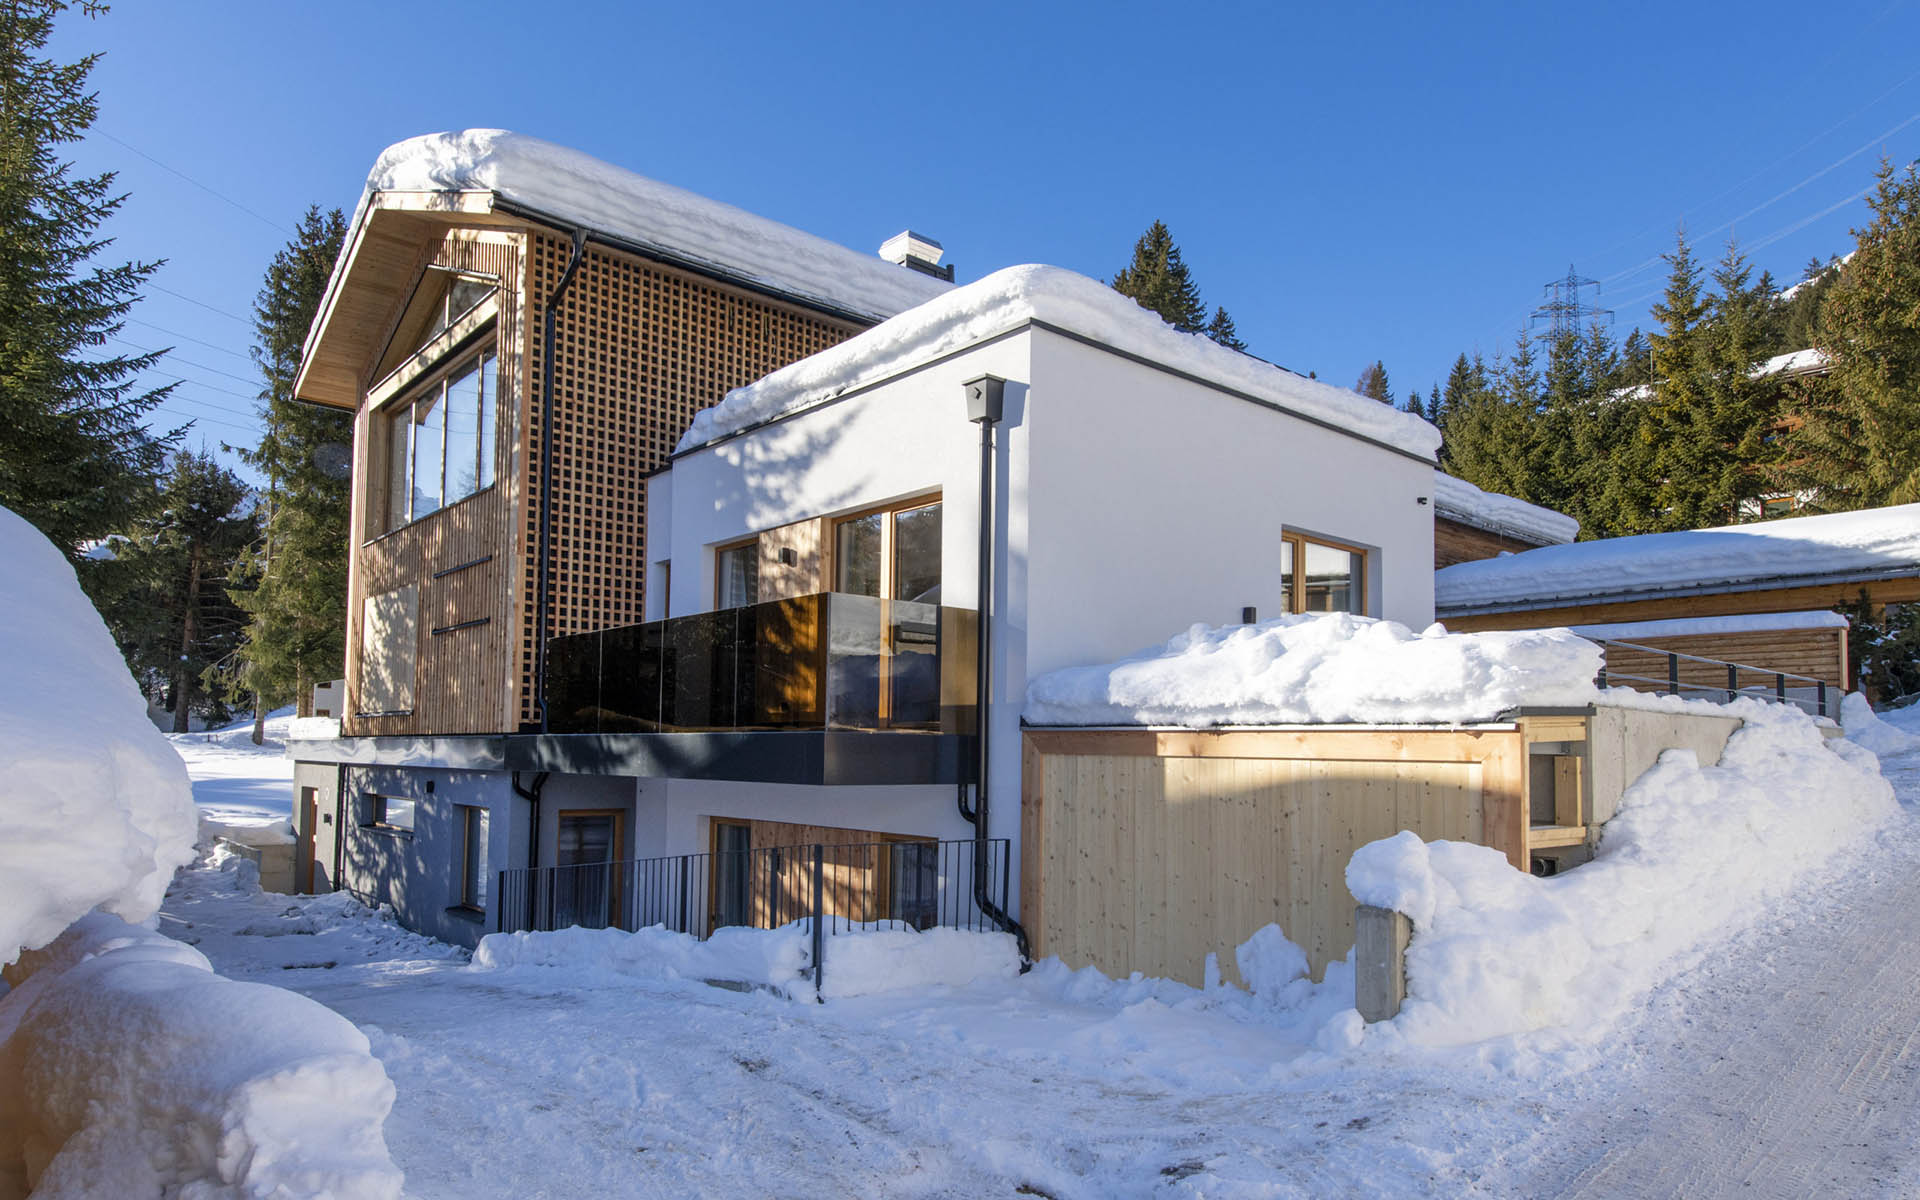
[517,232,858,728]
[344,232,525,736]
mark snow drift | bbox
[0,505,196,967]
[473,920,1020,1000]
[1843,691,1920,757]
[1023,613,1604,727]
[0,913,402,1200]
[1347,702,1896,1048]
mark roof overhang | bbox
[1435,564,1920,619]
[295,190,524,411]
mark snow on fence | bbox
[496,837,1014,996]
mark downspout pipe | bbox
[512,770,550,871]
[962,375,1030,963]
[533,229,589,732]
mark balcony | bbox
[544,593,978,736]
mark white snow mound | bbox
[0,506,196,966]
[677,264,1442,460]
[1843,691,1920,757]
[473,920,1019,1000]
[1023,613,1603,727]
[0,913,402,1199]
[1347,703,1896,1047]
[363,129,949,323]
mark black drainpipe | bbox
[512,770,550,871]
[962,375,1029,963]
[533,229,589,732]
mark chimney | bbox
[879,230,955,282]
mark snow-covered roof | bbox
[1436,503,1920,613]
[362,130,951,323]
[1609,346,1831,403]
[1433,474,1578,545]
[675,264,1443,460]
[1567,610,1850,643]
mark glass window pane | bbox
[411,386,445,520]
[1302,541,1362,613]
[444,359,482,502]
[835,512,884,596]
[1280,540,1295,612]
[891,503,942,603]
[385,406,411,532]
[462,807,490,908]
[717,542,758,608]
[478,352,498,490]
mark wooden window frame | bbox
[713,536,761,610]
[368,331,500,543]
[1281,530,1369,616]
[828,492,942,602]
[360,792,415,835]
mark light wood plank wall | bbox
[1021,727,1527,985]
[345,232,524,735]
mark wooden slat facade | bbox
[1598,627,1848,693]
[1020,726,1527,985]
[338,213,866,735]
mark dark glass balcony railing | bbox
[544,593,978,735]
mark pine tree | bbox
[1701,241,1782,518]
[1354,360,1392,404]
[224,206,350,723]
[1778,159,1920,508]
[0,0,178,555]
[1204,306,1244,351]
[1111,220,1246,349]
[1438,346,1534,498]
[91,449,257,730]
[1646,230,1717,529]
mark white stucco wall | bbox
[650,325,1436,920]
[632,778,971,860]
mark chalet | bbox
[287,132,1789,994]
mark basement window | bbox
[362,794,415,834]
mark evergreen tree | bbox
[1701,241,1782,517]
[1440,344,1533,498]
[91,449,256,731]
[1111,220,1246,349]
[1780,255,1839,351]
[1779,159,1920,508]
[1204,305,1244,351]
[1646,230,1717,528]
[224,206,350,722]
[0,0,178,555]
[1354,360,1392,404]
[1617,327,1653,387]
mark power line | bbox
[93,129,293,236]
[125,316,254,361]
[105,334,262,388]
[149,283,252,325]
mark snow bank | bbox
[0,506,196,966]
[1024,613,1603,727]
[1436,502,1920,611]
[0,913,401,1199]
[1843,691,1920,757]
[677,263,1442,460]
[362,130,948,324]
[1433,473,1578,545]
[473,920,1019,999]
[1347,703,1895,1047]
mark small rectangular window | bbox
[1281,532,1367,615]
[458,805,490,909]
[716,540,759,608]
[363,794,415,832]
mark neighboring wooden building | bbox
[1436,503,1920,695]
[1431,473,1577,569]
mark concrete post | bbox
[1354,904,1412,1023]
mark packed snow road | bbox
[159,712,1920,1198]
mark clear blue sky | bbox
[52,0,1920,480]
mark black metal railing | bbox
[1592,638,1834,718]
[496,837,1012,994]
[544,592,978,735]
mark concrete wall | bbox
[292,761,342,895]
[1587,704,1743,826]
[632,778,967,861]
[335,764,520,949]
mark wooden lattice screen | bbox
[517,232,857,728]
